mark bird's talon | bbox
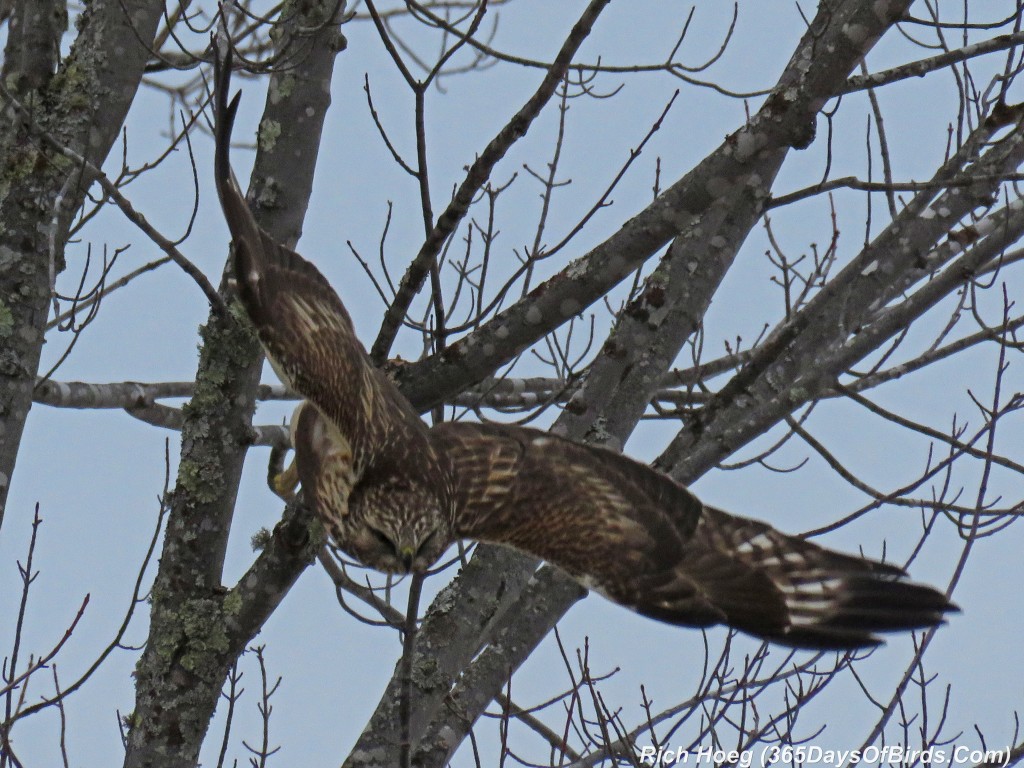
[268,445,299,500]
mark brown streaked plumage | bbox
[215,51,452,574]
[214,51,956,649]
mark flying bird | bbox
[213,52,956,650]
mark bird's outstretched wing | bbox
[213,49,426,464]
[212,49,955,647]
[432,421,955,649]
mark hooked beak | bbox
[400,546,415,572]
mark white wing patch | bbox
[733,532,776,555]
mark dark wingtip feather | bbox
[682,507,960,650]
[770,575,957,650]
[211,39,269,308]
[213,42,242,215]
[771,626,885,651]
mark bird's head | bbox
[289,401,453,574]
[337,481,453,574]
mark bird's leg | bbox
[268,445,300,501]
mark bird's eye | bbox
[415,530,437,557]
[369,527,397,555]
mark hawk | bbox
[214,54,956,650]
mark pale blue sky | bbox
[3,2,1023,765]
